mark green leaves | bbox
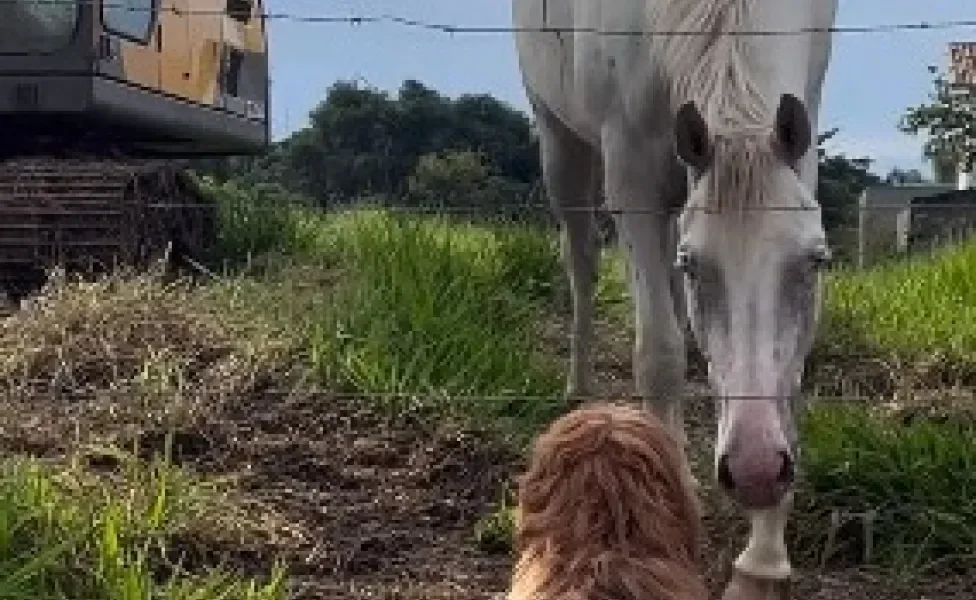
[900,68,976,172]
[233,79,542,209]
[816,127,882,263]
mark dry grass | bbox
[0,265,307,450]
[0,268,298,599]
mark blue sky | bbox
[266,0,974,176]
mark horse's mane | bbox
[705,134,779,213]
[651,0,787,212]
[509,403,706,600]
[653,0,768,123]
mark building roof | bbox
[859,184,956,208]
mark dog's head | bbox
[510,403,706,600]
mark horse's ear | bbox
[675,101,711,170]
[772,93,812,166]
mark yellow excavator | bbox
[0,0,269,296]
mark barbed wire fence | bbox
[0,2,970,422]
[4,0,976,34]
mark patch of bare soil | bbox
[193,392,523,599]
[0,386,524,598]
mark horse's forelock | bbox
[698,132,776,213]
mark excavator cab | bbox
[0,0,270,157]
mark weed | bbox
[0,449,286,600]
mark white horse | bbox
[512,0,838,590]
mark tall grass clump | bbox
[819,239,976,370]
[204,177,329,262]
[795,239,976,574]
[0,451,287,600]
[797,403,975,574]
[308,209,567,427]
[198,178,572,428]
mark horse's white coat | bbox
[513,0,838,581]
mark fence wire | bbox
[2,1,976,37]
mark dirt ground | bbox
[1,382,972,600]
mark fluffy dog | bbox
[508,402,707,600]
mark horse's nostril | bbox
[778,450,795,485]
[717,453,734,490]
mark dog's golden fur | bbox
[509,402,707,600]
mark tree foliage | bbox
[204,79,542,209]
[900,67,976,172]
[816,128,881,235]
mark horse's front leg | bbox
[722,494,794,600]
[602,128,694,483]
[534,104,601,399]
[623,210,688,442]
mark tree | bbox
[816,128,881,263]
[900,66,976,173]
[301,81,407,203]
[218,79,542,210]
[407,150,494,208]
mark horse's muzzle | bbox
[717,448,794,509]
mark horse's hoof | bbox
[720,570,791,600]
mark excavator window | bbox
[0,0,79,54]
[223,49,243,97]
[103,0,158,43]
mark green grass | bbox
[819,241,976,376]
[209,181,976,575]
[797,403,975,574]
[0,444,286,600]
[209,181,570,431]
[309,211,564,405]
[208,179,327,261]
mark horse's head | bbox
[672,93,829,510]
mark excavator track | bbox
[0,157,216,300]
